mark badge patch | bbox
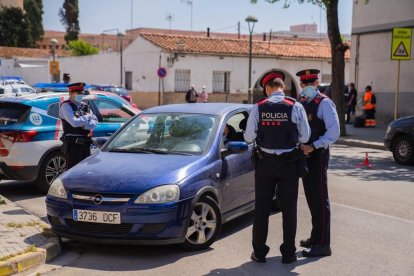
[30,113,43,125]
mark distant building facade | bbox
[0,0,23,9]
[290,23,318,33]
[350,0,413,120]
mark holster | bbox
[285,148,309,178]
[251,143,263,166]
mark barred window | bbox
[175,69,191,92]
[321,74,332,84]
[212,71,231,93]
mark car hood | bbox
[61,151,206,194]
[390,115,414,127]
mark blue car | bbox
[0,92,138,192]
[46,103,280,250]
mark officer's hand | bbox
[300,144,314,155]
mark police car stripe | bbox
[30,107,48,116]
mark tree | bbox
[59,0,80,42]
[0,6,32,47]
[68,40,99,56]
[24,0,44,47]
[250,0,349,136]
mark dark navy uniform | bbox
[296,69,340,257]
[244,71,310,263]
[59,83,97,169]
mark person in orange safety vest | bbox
[363,85,376,127]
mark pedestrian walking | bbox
[63,73,71,83]
[185,84,198,103]
[199,85,208,103]
[59,82,98,169]
[244,70,310,264]
[296,69,340,257]
[346,83,357,124]
[363,85,376,127]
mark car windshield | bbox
[104,113,217,155]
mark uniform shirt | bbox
[244,91,310,155]
[305,95,340,149]
[59,100,98,131]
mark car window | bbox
[93,99,133,123]
[0,88,4,95]
[47,102,60,118]
[0,102,31,125]
[105,113,217,154]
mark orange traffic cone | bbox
[356,152,373,169]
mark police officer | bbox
[244,71,310,264]
[296,69,340,257]
[59,82,98,169]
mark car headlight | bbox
[48,178,67,199]
[134,185,180,204]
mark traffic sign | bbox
[391,28,411,60]
[157,67,167,78]
[49,61,60,75]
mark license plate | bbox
[73,209,121,224]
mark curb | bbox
[0,197,62,276]
[337,138,385,150]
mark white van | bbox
[0,84,37,96]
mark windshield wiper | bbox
[108,148,149,153]
[168,151,194,156]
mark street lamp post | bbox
[50,38,58,82]
[245,15,258,104]
[117,32,125,86]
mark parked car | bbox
[0,92,139,192]
[46,103,280,250]
[0,84,37,96]
[89,84,132,103]
[384,115,414,165]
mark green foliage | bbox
[0,6,32,47]
[68,40,99,56]
[24,0,44,46]
[59,0,80,42]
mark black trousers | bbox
[66,143,91,169]
[346,104,356,123]
[252,152,299,258]
[302,148,331,246]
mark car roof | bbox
[143,103,252,116]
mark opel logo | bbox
[93,194,103,205]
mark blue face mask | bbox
[301,86,317,100]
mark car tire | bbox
[180,196,222,251]
[36,151,67,193]
[392,135,414,165]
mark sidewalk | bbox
[0,196,61,276]
[336,121,387,150]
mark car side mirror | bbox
[94,137,108,148]
[222,141,249,157]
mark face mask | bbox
[301,86,317,100]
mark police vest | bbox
[60,100,89,137]
[300,93,327,144]
[257,97,298,149]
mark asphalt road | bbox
[2,145,414,276]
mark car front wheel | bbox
[392,135,414,165]
[180,196,222,251]
[36,151,67,193]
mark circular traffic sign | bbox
[157,67,167,78]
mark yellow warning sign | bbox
[49,61,60,75]
[391,28,411,60]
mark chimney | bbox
[207,28,210,37]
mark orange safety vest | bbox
[364,90,376,110]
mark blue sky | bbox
[43,0,353,35]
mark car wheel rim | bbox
[45,156,66,186]
[397,140,411,161]
[185,202,217,245]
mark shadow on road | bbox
[330,145,414,182]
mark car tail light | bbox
[0,130,38,143]
[123,95,132,103]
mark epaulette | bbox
[257,97,268,106]
[313,93,327,104]
[283,96,296,105]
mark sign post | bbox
[391,28,412,119]
[157,67,167,106]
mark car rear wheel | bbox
[180,196,222,251]
[36,151,66,193]
[392,136,414,165]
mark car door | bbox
[88,98,135,138]
[220,111,255,214]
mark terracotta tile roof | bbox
[140,33,350,60]
[0,46,71,58]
